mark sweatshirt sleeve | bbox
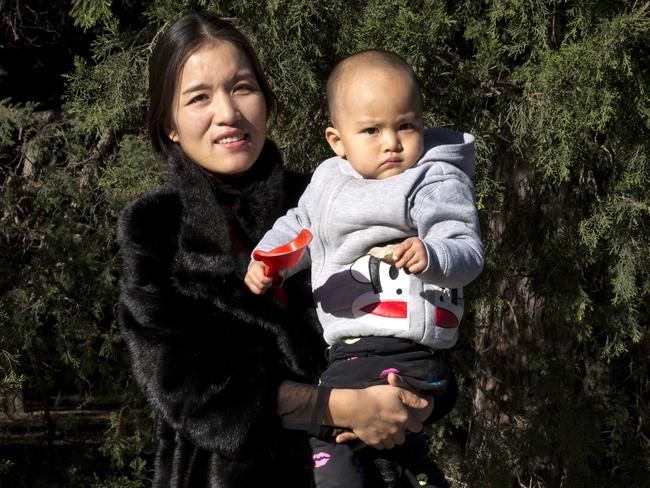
[117,191,285,459]
[411,171,485,288]
[253,181,314,279]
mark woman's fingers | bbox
[386,372,410,389]
[393,431,406,446]
[405,414,424,434]
[335,431,358,444]
[386,373,427,433]
[387,374,427,406]
[335,432,367,451]
[337,428,404,449]
[381,438,395,450]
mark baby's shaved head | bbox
[326,49,422,126]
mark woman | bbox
[118,12,451,487]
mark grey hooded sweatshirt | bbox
[255,128,484,348]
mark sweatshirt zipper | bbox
[315,178,350,277]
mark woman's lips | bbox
[214,133,249,150]
[216,134,245,144]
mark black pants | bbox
[311,337,452,488]
[310,431,448,488]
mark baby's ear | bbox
[325,127,346,157]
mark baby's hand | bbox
[392,237,427,274]
[244,261,273,294]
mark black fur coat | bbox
[118,141,327,486]
[117,142,410,487]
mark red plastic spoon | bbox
[252,228,313,306]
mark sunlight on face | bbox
[327,67,424,180]
[168,41,267,175]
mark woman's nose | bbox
[212,93,239,125]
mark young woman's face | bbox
[168,41,267,175]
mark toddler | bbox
[245,49,484,488]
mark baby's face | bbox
[327,68,424,180]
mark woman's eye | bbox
[363,128,379,135]
[188,94,208,104]
[235,83,255,93]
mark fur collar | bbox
[165,141,320,378]
[168,140,285,256]
[166,140,286,293]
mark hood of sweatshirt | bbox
[421,127,476,177]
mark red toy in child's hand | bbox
[252,228,312,279]
[252,228,312,306]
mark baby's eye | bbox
[363,128,379,135]
[399,123,416,131]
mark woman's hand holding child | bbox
[326,373,432,450]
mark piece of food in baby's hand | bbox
[369,244,396,264]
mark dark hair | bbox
[147,12,275,159]
[326,49,422,125]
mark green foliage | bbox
[70,0,114,29]
[0,371,24,408]
[98,135,166,208]
[0,100,35,149]
[64,49,148,137]
[1,1,649,486]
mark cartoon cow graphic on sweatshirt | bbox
[349,254,462,341]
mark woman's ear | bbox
[325,127,345,157]
[167,127,179,142]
